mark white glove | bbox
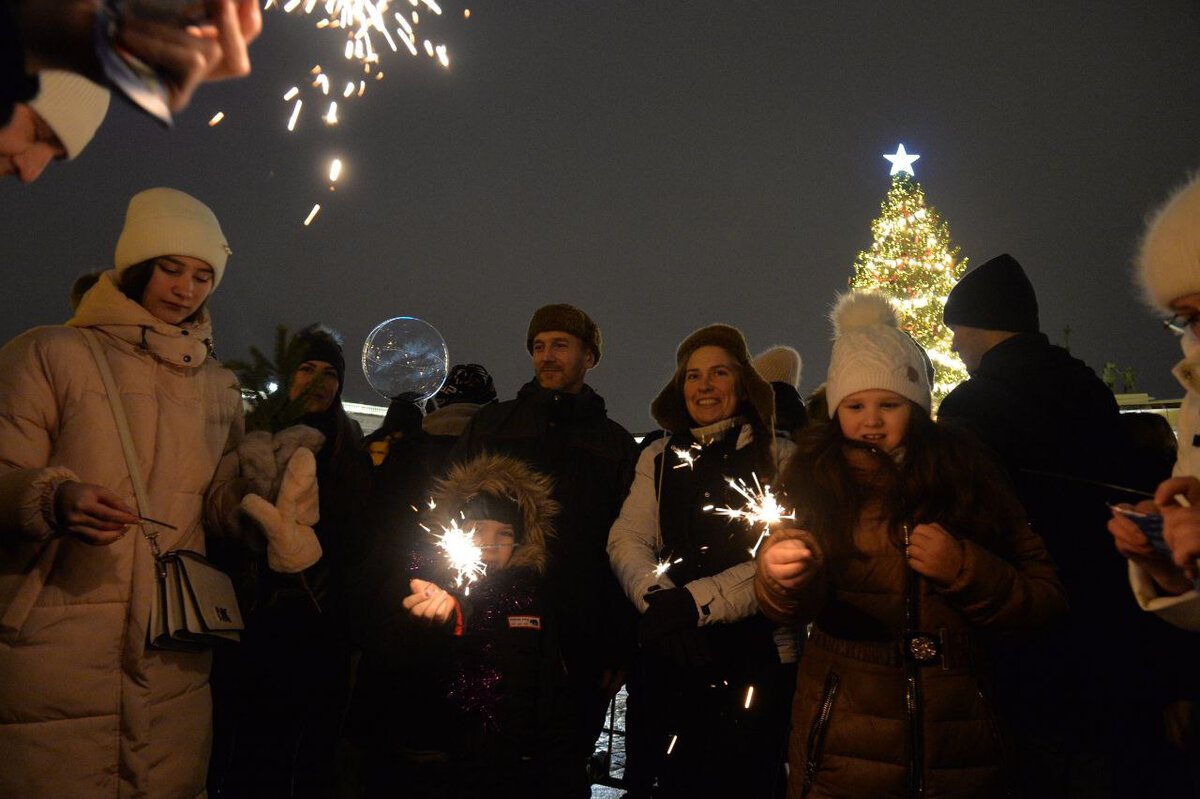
[240,448,322,573]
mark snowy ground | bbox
[589,687,627,798]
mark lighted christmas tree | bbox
[850,144,969,402]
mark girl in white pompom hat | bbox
[754,292,1067,798]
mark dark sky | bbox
[3,1,1199,432]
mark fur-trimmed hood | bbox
[429,453,559,575]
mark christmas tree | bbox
[850,144,969,403]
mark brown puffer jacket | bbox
[755,458,1067,798]
[0,273,242,798]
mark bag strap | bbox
[79,328,163,561]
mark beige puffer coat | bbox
[0,273,242,798]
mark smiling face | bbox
[289,360,341,413]
[472,518,517,569]
[0,104,66,184]
[531,331,593,394]
[139,256,214,325]
[683,345,744,427]
[836,388,912,453]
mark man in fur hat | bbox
[452,303,638,795]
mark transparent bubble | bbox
[361,317,449,402]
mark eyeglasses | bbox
[1164,311,1200,336]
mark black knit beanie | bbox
[943,253,1040,333]
[294,324,347,397]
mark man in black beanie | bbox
[940,255,1185,797]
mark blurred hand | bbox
[907,523,963,586]
[758,533,816,592]
[53,480,138,545]
[1108,502,1194,596]
[116,0,261,111]
[1155,476,1200,509]
[403,578,456,625]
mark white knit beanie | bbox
[825,292,931,417]
[753,345,802,388]
[114,188,231,286]
[1138,172,1200,313]
[27,71,110,160]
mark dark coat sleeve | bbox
[753,527,829,625]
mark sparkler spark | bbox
[706,473,794,557]
[329,158,343,182]
[672,443,702,470]
[743,684,755,709]
[433,519,487,593]
[207,111,225,126]
[303,204,322,225]
[653,557,683,578]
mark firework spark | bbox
[704,473,794,557]
[672,443,702,470]
[433,519,487,593]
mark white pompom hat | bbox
[1138,172,1200,313]
[27,71,110,160]
[114,188,231,286]
[825,292,931,417]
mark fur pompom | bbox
[831,292,900,336]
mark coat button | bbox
[183,355,192,363]
[703,491,711,498]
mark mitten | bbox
[272,425,325,485]
[638,586,699,647]
[235,430,277,498]
[240,448,322,573]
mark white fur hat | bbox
[1138,172,1200,312]
[753,345,802,388]
[825,292,931,417]
[114,188,231,286]
[27,71,110,160]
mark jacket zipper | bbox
[903,524,925,799]
[801,669,840,797]
[979,686,1015,798]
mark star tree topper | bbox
[884,143,920,176]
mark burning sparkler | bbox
[433,518,487,593]
[653,556,683,578]
[672,443,702,470]
[704,473,794,557]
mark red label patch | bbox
[507,615,542,630]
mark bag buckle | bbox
[904,632,941,665]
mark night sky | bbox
[3,1,1198,432]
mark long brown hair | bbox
[781,402,1025,560]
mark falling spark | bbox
[343,81,355,97]
[672,443,702,470]
[324,101,339,124]
[207,111,225,126]
[287,99,303,130]
[329,158,343,182]
[743,684,755,709]
[303,204,321,225]
[705,473,794,556]
[463,8,470,19]
[283,86,299,101]
[666,734,678,755]
[434,519,487,593]
[435,44,449,66]
[313,72,330,94]
[653,557,682,578]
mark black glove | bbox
[638,587,699,647]
[655,626,714,673]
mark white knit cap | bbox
[825,292,931,417]
[114,188,231,286]
[753,345,802,388]
[1138,172,1200,312]
[27,71,110,160]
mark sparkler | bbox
[672,443,702,470]
[263,0,456,222]
[704,473,794,557]
[433,518,487,594]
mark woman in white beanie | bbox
[754,292,1067,798]
[1108,172,1200,632]
[0,187,243,797]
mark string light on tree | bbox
[850,144,969,403]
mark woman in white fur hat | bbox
[0,187,246,798]
[754,292,1067,798]
[1108,172,1200,632]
